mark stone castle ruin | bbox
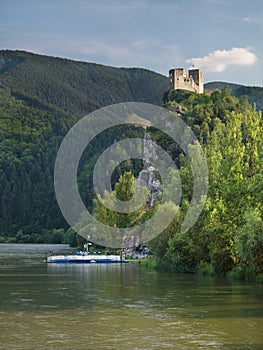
[169,67,204,94]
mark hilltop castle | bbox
[169,67,204,94]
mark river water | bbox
[0,244,262,350]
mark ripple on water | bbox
[0,245,262,350]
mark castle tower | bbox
[169,67,204,94]
[188,68,204,93]
[169,68,186,90]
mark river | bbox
[0,244,262,349]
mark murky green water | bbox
[0,244,262,349]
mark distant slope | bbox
[0,50,169,116]
[0,86,145,242]
[205,81,242,91]
[0,50,169,242]
[205,81,263,111]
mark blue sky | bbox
[1,0,262,86]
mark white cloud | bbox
[242,16,251,22]
[242,15,263,28]
[186,47,258,73]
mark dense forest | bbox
[0,50,168,244]
[205,81,263,111]
[0,87,146,244]
[0,50,168,116]
[0,50,263,280]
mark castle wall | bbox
[189,68,204,93]
[169,68,204,94]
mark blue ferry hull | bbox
[47,254,127,264]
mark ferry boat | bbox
[46,242,128,264]
[47,253,127,264]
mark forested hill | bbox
[1,50,262,115]
[0,50,168,244]
[205,81,263,111]
[0,50,169,116]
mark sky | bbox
[1,0,263,86]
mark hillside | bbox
[0,50,169,116]
[1,50,263,248]
[0,50,169,243]
[205,81,263,111]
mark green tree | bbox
[235,209,263,276]
[79,172,150,247]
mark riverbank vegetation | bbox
[148,88,263,281]
[76,87,263,281]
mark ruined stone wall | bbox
[169,68,204,93]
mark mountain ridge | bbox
[0,50,169,116]
[1,50,263,113]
